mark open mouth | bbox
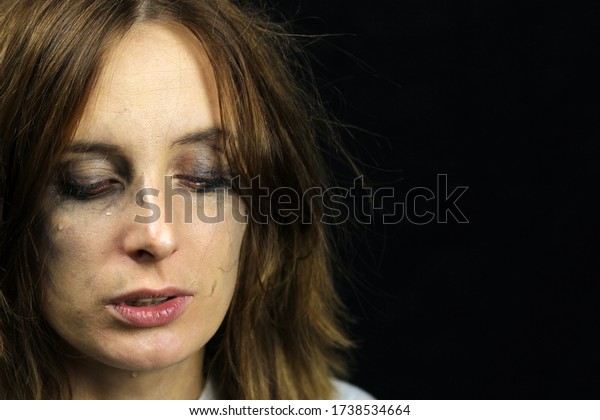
[109,290,192,327]
[125,296,177,307]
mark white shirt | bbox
[199,378,375,400]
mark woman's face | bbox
[40,23,245,374]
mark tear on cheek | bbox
[51,217,69,234]
[44,221,75,260]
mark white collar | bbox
[198,378,216,400]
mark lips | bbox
[107,288,192,328]
[126,296,174,307]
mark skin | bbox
[40,22,246,399]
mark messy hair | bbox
[0,0,352,399]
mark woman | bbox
[0,0,371,399]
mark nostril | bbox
[134,249,155,261]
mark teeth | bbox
[126,297,170,307]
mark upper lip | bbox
[108,287,193,305]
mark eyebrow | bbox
[68,127,224,154]
[168,127,223,149]
[67,142,123,155]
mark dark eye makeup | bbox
[60,178,121,200]
[174,174,232,193]
[57,163,232,201]
[55,157,124,201]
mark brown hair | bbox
[0,0,352,399]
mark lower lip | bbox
[108,296,192,328]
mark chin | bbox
[76,329,205,373]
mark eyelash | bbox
[60,179,118,200]
[175,175,232,192]
[60,176,231,200]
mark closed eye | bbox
[174,175,231,193]
[60,179,120,200]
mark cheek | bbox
[44,212,118,280]
[39,199,134,322]
[39,230,113,351]
[184,206,246,296]
[183,220,244,341]
[40,213,116,318]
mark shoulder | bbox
[332,379,376,400]
[198,378,375,400]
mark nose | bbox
[122,188,178,262]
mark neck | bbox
[65,351,204,399]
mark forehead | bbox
[74,22,220,144]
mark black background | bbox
[273,0,600,399]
